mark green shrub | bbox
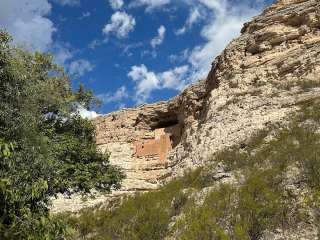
[176,170,286,240]
[0,30,124,239]
[313,192,320,238]
[297,79,320,92]
[67,94,320,239]
[214,129,269,171]
[172,191,189,216]
[177,185,234,240]
[68,170,206,239]
[236,170,285,239]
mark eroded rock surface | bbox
[52,0,320,213]
[97,0,320,189]
[172,0,320,174]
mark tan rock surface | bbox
[52,0,320,213]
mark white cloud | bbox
[128,65,160,104]
[88,39,105,49]
[0,0,55,52]
[103,11,136,39]
[52,0,80,6]
[128,64,189,104]
[53,43,74,66]
[166,0,266,84]
[77,105,100,119]
[79,11,91,20]
[160,65,189,90]
[121,42,144,56]
[188,0,263,79]
[127,0,267,104]
[128,0,266,86]
[175,7,202,35]
[109,0,124,10]
[68,59,94,77]
[52,43,95,81]
[97,86,129,104]
[141,49,157,59]
[130,0,170,11]
[151,25,166,48]
[168,49,190,63]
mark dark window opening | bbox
[150,113,179,130]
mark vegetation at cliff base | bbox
[2,26,320,240]
[0,31,124,239]
[67,98,320,239]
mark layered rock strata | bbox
[52,0,320,212]
[96,0,320,190]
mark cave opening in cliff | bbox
[153,119,179,129]
[151,112,179,130]
[149,112,182,149]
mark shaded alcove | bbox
[149,112,180,130]
[150,112,182,149]
[135,111,183,161]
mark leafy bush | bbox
[172,191,189,216]
[236,170,285,239]
[0,31,124,239]
[214,129,269,171]
[176,185,234,240]
[176,170,286,240]
[67,170,205,239]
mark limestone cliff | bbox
[52,0,320,212]
[95,0,320,191]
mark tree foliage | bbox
[0,31,124,239]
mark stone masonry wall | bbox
[135,124,181,163]
[93,107,183,192]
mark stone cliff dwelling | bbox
[135,118,182,163]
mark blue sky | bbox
[0,0,274,116]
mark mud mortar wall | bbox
[94,107,184,192]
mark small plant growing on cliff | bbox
[229,80,239,88]
[297,79,320,92]
[171,191,189,216]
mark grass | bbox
[313,192,320,236]
[174,99,320,239]
[217,99,320,181]
[297,79,320,92]
[271,78,320,93]
[217,97,242,111]
[176,170,287,240]
[62,98,320,240]
[63,169,213,240]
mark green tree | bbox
[0,31,124,239]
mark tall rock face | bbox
[94,81,208,192]
[52,0,320,212]
[95,0,320,193]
